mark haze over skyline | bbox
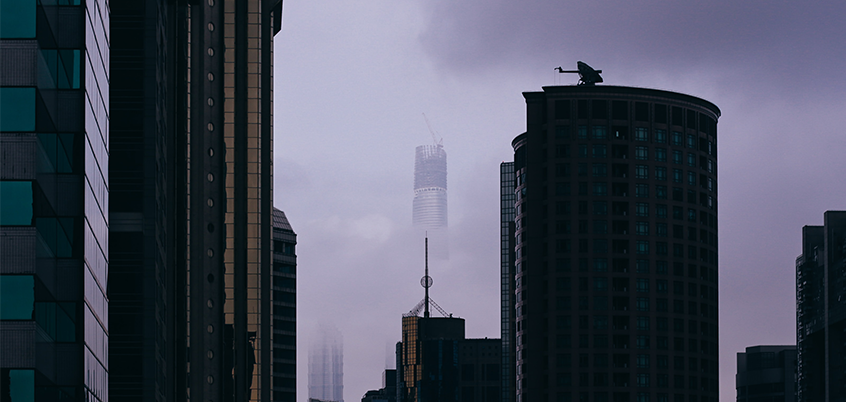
[273,1,846,401]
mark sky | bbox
[272,1,846,401]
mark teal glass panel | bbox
[0,0,35,38]
[39,49,58,89]
[37,134,75,173]
[59,50,81,89]
[0,88,36,132]
[9,369,35,401]
[0,276,34,320]
[35,218,74,257]
[35,303,57,340]
[57,302,76,341]
[0,181,33,226]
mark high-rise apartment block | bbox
[736,345,796,402]
[1,1,110,400]
[506,85,720,402]
[796,211,846,402]
[500,161,517,402]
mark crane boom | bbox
[422,113,443,146]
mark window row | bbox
[555,143,716,168]
[550,259,718,283]
[552,296,718,319]
[552,100,718,134]
[555,315,718,337]
[551,333,718,355]
[553,124,716,154]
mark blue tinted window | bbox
[0,181,33,225]
[0,276,34,320]
[0,88,35,131]
[0,0,35,38]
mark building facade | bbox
[272,208,297,402]
[736,345,796,402]
[796,211,846,402]
[412,144,447,229]
[509,85,720,402]
[309,324,345,402]
[0,0,110,400]
[500,161,516,402]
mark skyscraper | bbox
[413,144,447,229]
[507,85,720,402]
[272,208,297,401]
[796,211,846,402]
[309,324,345,402]
[0,1,110,400]
[735,345,796,402]
[500,161,517,402]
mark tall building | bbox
[0,1,110,400]
[272,208,297,401]
[500,161,517,402]
[735,345,796,402]
[796,211,846,402]
[507,85,720,402]
[412,144,447,229]
[309,324,345,402]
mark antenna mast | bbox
[424,236,430,318]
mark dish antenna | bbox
[555,61,603,86]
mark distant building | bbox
[506,85,721,402]
[413,144,447,229]
[736,345,796,402]
[272,208,297,401]
[361,369,397,402]
[796,211,846,402]
[310,324,344,402]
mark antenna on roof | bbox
[422,113,443,146]
[555,61,603,86]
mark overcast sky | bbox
[273,1,846,400]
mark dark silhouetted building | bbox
[500,161,516,402]
[1,0,110,400]
[273,208,297,401]
[361,369,397,402]
[736,345,796,402]
[507,85,721,402]
[796,211,846,402]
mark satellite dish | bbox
[555,61,603,86]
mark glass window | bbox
[594,315,608,330]
[634,128,648,142]
[635,184,649,198]
[655,186,667,200]
[0,0,35,38]
[656,223,668,237]
[592,163,607,177]
[593,258,608,272]
[593,144,607,158]
[555,125,570,140]
[671,132,683,146]
[636,240,649,254]
[593,183,608,196]
[655,166,667,181]
[637,354,650,368]
[635,146,648,160]
[635,165,648,179]
[636,222,649,236]
[593,126,607,140]
[0,181,33,225]
[687,152,696,167]
[594,278,608,291]
[671,151,681,165]
[0,369,34,401]
[656,204,668,218]
[635,203,649,217]
[578,144,588,157]
[594,239,608,253]
[40,49,81,89]
[38,133,76,173]
[655,129,667,143]
[0,275,34,319]
[688,209,697,222]
[577,125,588,139]
[636,298,650,312]
[672,169,683,183]
[555,182,570,196]
[688,171,696,186]
[578,163,588,176]
[656,261,668,274]
[636,279,649,292]
[636,259,649,273]
[687,134,696,148]
[593,220,607,234]
[655,147,667,162]
[0,88,35,131]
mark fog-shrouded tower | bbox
[413,144,448,258]
[508,84,721,402]
[413,144,447,228]
[309,324,344,402]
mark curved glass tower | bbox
[509,85,720,402]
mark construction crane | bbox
[422,113,443,146]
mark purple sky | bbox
[273,1,846,400]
